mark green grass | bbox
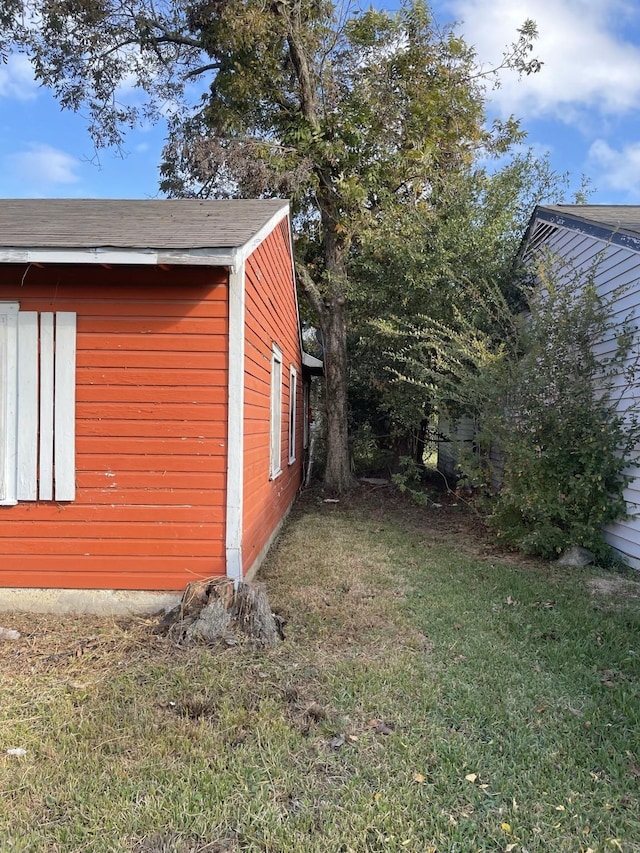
[0,488,638,852]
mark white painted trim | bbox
[288,364,297,465]
[225,255,245,586]
[235,205,290,264]
[0,247,237,267]
[158,250,236,267]
[270,343,283,480]
[16,312,38,500]
[39,312,54,501]
[223,204,290,585]
[0,302,18,506]
[54,312,76,501]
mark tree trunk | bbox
[317,200,357,493]
[320,294,355,492]
[161,578,283,647]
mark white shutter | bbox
[16,312,38,500]
[0,304,18,506]
[38,313,54,500]
[12,310,77,502]
[53,312,76,501]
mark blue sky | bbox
[1,0,640,204]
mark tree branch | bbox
[296,262,325,322]
[184,62,221,79]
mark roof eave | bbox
[0,247,239,267]
[302,351,324,376]
[524,206,640,255]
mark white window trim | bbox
[270,344,283,479]
[288,365,297,465]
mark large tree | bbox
[346,151,578,473]
[8,0,540,491]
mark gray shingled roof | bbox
[0,198,288,250]
[542,205,640,237]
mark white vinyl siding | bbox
[270,344,283,479]
[0,306,76,505]
[527,216,640,569]
[288,365,297,464]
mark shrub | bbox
[465,257,640,560]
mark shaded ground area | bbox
[0,485,638,852]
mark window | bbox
[0,304,76,505]
[270,344,283,479]
[288,365,297,464]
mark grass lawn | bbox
[0,487,638,853]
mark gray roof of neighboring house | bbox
[519,204,640,259]
[0,198,288,250]
[538,205,640,238]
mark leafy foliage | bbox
[475,260,640,560]
[7,0,544,490]
[405,253,640,561]
[348,153,581,468]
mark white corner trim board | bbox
[225,255,245,586]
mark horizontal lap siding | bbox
[0,264,228,590]
[534,222,640,570]
[242,219,303,574]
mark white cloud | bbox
[0,54,38,100]
[587,139,640,196]
[7,143,81,187]
[443,0,640,124]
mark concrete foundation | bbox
[0,588,181,616]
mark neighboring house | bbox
[519,204,640,568]
[0,198,321,593]
[437,414,476,482]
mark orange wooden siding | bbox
[242,218,303,574]
[0,264,228,590]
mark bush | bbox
[466,258,640,560]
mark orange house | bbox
[0,198,320,595]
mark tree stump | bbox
[162,577,283,647]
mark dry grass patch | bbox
[588,575,640,600]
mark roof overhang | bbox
[521,205,640,258]
[302,351,324,376]
[0,200,291,271]
[0,247,238,267]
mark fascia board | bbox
[533,207,640,254]
[0,247,237,267]
[235,204,290,264]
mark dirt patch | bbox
[588,575,640,600]
[0,612,174,678]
